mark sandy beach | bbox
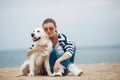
[0,63,120,80]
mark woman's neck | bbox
[50,33,58,45]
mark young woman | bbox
[27,18,83,76]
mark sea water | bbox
[0,50,29,68]
[0,47,120,68]
[75,47,120,64]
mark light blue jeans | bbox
[49,42,76,75]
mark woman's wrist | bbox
[26,48,34,56]
[56,58,61,63]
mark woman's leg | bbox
[54,42,76,67]
[49,48,57,73]
[42,42,78,75]
[49,47,71,75]
[49,43,76,75]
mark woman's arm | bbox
[53,53,70,72]
[57,53,70,63]
[26,45,47,56]
[54,33,75,72]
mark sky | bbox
[0,0,120,50]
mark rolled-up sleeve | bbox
[60,34,74,58]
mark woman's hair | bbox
[42,18,57,28]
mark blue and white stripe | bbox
[57,32,75,57]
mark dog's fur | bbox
[20,27,53,76]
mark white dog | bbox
[20,27,53,76]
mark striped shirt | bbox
[57,32,75,57]
[30,32,75,57]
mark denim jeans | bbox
[49,42,76,75]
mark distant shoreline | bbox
[0,63,120,80]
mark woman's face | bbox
[43,22,56,38]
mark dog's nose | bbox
[31,33,34,37]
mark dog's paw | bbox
[47,71,53,76]
[28,73,35,76]
[48,73,53,76]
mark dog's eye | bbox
[37,30,40,33]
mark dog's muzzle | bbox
[31,33,41,42]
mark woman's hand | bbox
[26,45,47,56]
[53,60,60,72]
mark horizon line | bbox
[0,45,120,51]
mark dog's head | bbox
[31,27,49,45]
